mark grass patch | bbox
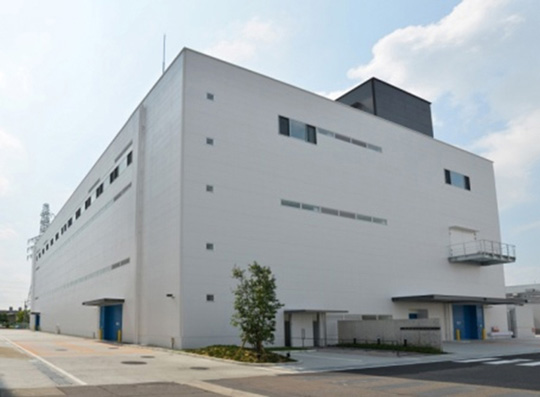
[184,345,295,363]
[336,342,444,355]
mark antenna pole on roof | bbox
[162,34,166,74]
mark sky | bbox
[1,0,539,309]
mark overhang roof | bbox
[82,298,125,307]
[392,294,526,305]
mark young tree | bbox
[231,262,284,358]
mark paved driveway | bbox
[3,330,540,396]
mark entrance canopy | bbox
[392,294,526,305]
[82,298,125,307]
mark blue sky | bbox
[1,0,539,308]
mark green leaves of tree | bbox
[231,262,284,356]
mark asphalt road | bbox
[346,352,540,392]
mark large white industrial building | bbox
[30,48,519,349]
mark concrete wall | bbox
[178,49,508,348]
[338,319,442,349]
[508,305,535,339]
[31,48,510,349]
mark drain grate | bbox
[190,366,209,370]
[121,361,147,365]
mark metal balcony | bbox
[448,240,516,266]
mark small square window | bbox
[206,243,214,251]
[50,239,53,246]
[75,208,81,219]
[68,218,73,227]
[206,92,214,100]
[206,294,214,302]
[55,233,59,241]
[206,137,214,145]
[85,197,92,209]
[206,185,214,192]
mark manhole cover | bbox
[190,366,209,370]
[121,361,147,365]
[141,355,155,359]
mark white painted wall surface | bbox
[179,50,508,347]
[31,48,511,348]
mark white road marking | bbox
[186,380,266,397]
[0,335,87,385]
[517,361,540,367]
[484,359,532,365]
[454,357,498,363]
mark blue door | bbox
[453,304,483,340]
[100,305,122,341]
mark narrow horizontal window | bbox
[281,198,387,226]
[281,199,301,208]
[317,128,334,138]
[301,203,320,212]
[372,217,388,225]
[321,207,339,216]
[206,185,214,192]
[316,126,382,153]
[367,143,382,152]
[335,133,351,143]
[356,214,373,222]
[351,138,367,148]
[339,210,356,219]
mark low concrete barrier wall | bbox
[338,318,442,349]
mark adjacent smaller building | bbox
[507,284,540,338]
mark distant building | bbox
[30,48,518,348]
[506,284,540,337]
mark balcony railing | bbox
[448,240,516,266]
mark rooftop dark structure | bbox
[336,77,434,137]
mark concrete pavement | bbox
[2,329,540,396]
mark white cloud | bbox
[471,109,540,209]
[205,17,285,64]
[0,226,17,240]
[344,0,540,210]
